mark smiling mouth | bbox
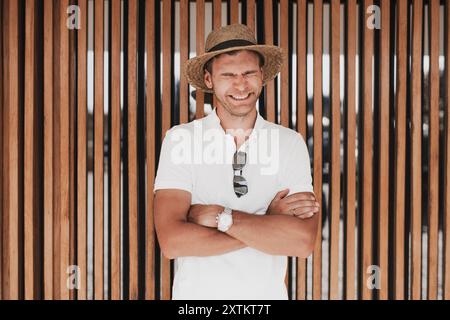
[229,93,251,101]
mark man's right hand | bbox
[267,189,320,219]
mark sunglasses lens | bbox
[233,151,247,171]
[233,175,248,197]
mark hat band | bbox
[207,39,256,53]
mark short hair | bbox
[203,49,265,75]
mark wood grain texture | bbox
[195,0,205,120]
[128,0,139,300]
[410,0,423,300]
[263,0,275,123]
[345,0,357,301]
[329,0,340,300]
[361,0,374,300]
[94,0,104,300]
[111,0,121,300]
[378,0,390,300]
[445,0,450,301]
[161,0,172,300]
[427,0,439,300]
[145,0,156,300]
[296,0,307,301]
[76,0,87,301]
[24,0,37,300]
[313,0,323,300]
[394,0,407,300]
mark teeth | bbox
[231,94,250,100]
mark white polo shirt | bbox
[154,107,314,300]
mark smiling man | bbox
[153,24,319,300]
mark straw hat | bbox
[184,24,284,93]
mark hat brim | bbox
[184,45,285,93]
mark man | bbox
[153,24,319,300]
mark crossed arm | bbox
[154,189,320,259]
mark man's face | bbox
[204,50,263,117]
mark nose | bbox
[233,74,248,91]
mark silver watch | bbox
[216,207,233,232]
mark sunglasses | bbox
[233,151,248,198]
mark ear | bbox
[204,70,213,89]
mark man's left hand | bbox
[188,204,224,228]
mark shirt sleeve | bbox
[153,126,193,194]
[278,132,314,196]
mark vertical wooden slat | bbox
[427,0,440,301]
[246,0,255,33]
[111,0,121,301]
[180,0,189,124]
[59,0,71,300]
[264,0,275,123]
[160,0,172,300]
[312,0,323,300]
[24,0,36,300]
[213,0,221,30]
[128,0,139,300]
[345,0,357,301]
[329,0,340,300]
[3,0,20,300]
[378,0,390,300]
[212,0,221,112]
[43,0,54,300]
[52,0,61,299]
[145,0,156,300]
[230,0,239,24]
[394,0,407,301]
[296,0,307,301]
[410,0,423,300]
[445,0,450,300]
[69,4,76,301]
[94,0,104,300]
[361,0,373,300]
[195,0,205,119]
[77,0,87,301]
[280,0,288,128]
[0,0,3,300]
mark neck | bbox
[215,106,257,135]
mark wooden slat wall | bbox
[445,0,450,301]
[329,0,340,300]
[3,0,21,300]
[128,0,139,300]
[361,0,374,301]
[1,0,450,301]
[111,0,121,300]
[345,0,357,301]
[428,0,440,300]
[312,0,323,300]
[0,0,3,300]
[394,0,407,300]
[94,0,104,300]
[160,0,172,301]
[378,0,390,301]
[77,0,88,301]
[195,0,205,120]
[411,0,423,300]
[264,0,275,123]
[24,0,37,300]
[145,0,156,300]
[296,0,307,301]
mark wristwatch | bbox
[216,207,233,232]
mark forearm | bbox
[164,221,246,258]
[226,210,318,258]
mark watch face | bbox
[219,213,233,231]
